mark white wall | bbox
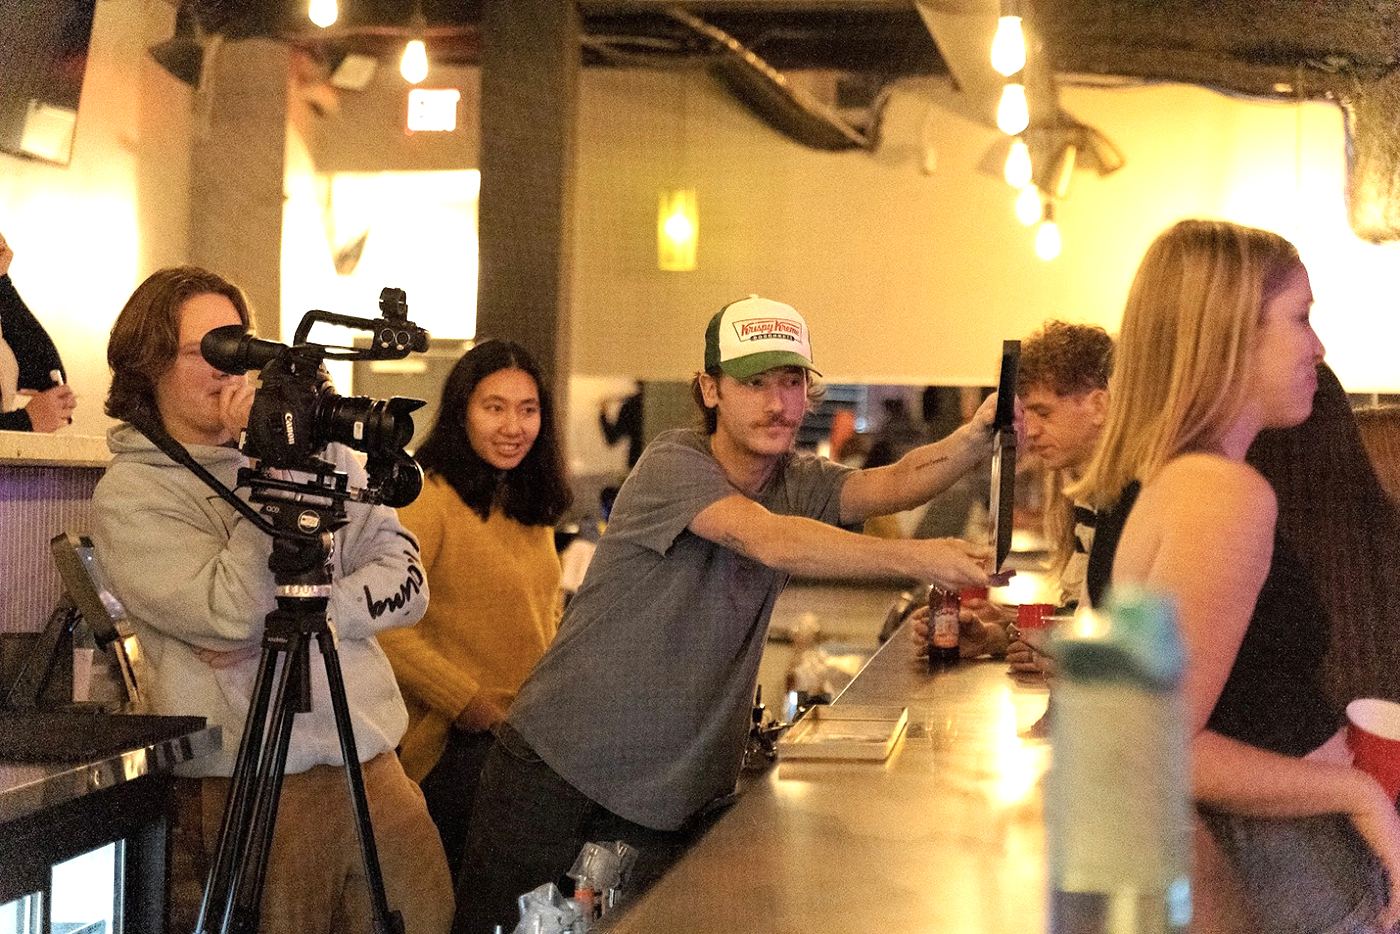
[570,69,1400,391]
[0,0,191,437]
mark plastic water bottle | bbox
[1047,587,1192,933]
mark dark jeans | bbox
[420,728,496,880]
[452,724,706,934]
[1199,808,1386,934]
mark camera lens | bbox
[320,393,421,457]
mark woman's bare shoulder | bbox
[1133,454,1277,554]
[1151,453,1275,509]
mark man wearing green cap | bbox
[454,296,1001,934]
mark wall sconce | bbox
[990,13,1025,77]
[658,189,698,271]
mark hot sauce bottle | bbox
[928,586,961,670]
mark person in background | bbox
[91,266,452,934]
[599,380,645,468]
[454,294,1000,934]
[1079,219,1399,932]
[0,231,76,431]
[1248,364,1400,709]
[862,395,924,469]
[910,320,1113,666]
[379,340,572,879]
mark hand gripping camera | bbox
[201,287,428,508]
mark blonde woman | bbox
[1079,220,1400,933]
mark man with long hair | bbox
[456,295,1002,933]
[92,267,452,934]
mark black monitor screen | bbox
[0,0,98,165]
[51,531,126,646]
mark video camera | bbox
[201,287,428,509]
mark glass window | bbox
[50,841,121,934]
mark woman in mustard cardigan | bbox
[380,340,572,877]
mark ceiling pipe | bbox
[664,7,881,152]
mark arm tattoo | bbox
[718,531,756,558]
[913,454,950,472]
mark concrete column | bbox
[189,38,289,338]
[476,0,580,394]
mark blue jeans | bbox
[1200,809,1387,933]
[452,724,712,934]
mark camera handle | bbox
[127,420,403,934]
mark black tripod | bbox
[194,476,403,934]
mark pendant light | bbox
[308,0,337,28]
[401,4,428,84]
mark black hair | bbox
[413,340,572,525]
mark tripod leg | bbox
[222,632,308,934]
[317,630,404,934]
[195,640,284,934]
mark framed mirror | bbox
[0,1,97,166]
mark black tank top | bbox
[1087,481,1339,756]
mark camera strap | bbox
[131,417,271,533]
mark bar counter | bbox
[604,628,1052,933]
[0,712,220,916]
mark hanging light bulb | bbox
[308,0,337,28]
[401,6,429,84]
[1004,138,1032,188]
[997,83,1029,135]
[991,16,1026,76]
[401,39,428,83]
[1015,184,1042,225]
[1036,204,1062,260]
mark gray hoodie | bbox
[91,424,428,777]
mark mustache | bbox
[754,416,799,428]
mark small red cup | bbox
[1347,698,1400,802]
[1016,603,1056,630]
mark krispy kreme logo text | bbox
[731,317,803,343]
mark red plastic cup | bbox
[1016,603,1056,630]
[1347,699,1400,801]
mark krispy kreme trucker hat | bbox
[703,295,821,381]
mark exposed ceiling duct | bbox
[663,7,880,152]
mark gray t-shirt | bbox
[509,428,853,830]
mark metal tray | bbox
[776,704,908,761]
